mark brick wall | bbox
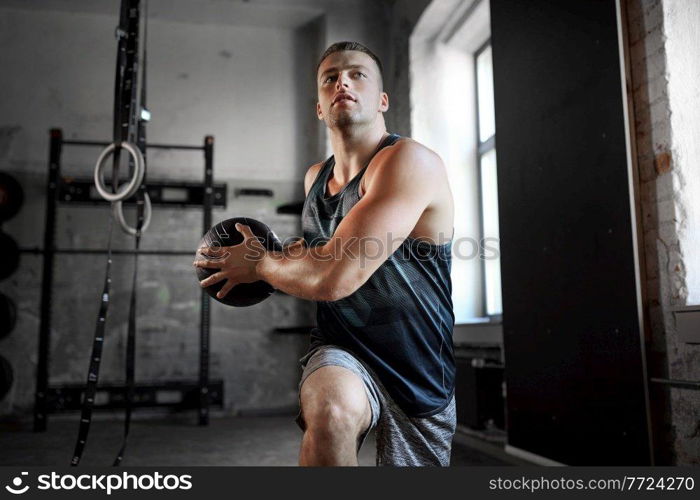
[625,0,699,465]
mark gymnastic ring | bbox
[112,192,152,236]
[93,141,145,202]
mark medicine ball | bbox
[0,232,19,280]
[0,293,16,340]
[0,172,24,222]
[196,217,282,307]
[0,355,13,402]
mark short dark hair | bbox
[316,41,384,84]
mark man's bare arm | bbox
[256,142,443,301]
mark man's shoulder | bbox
[370,137,445,178]
[305,160,325,178]
[391,136,430,152]
[304,160,326,196]
[361,137,446,198]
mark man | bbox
[194,41,456,466]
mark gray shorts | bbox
[295,345,456,466]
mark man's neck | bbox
[328,123,389,182]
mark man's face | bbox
[316,50,389,129]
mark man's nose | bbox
[335,72,350,89]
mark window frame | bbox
[474,39,502,321]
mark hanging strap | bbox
[71,0,144,467]
[113,0,149,466]
[70,218,115,466]
[112,214,141,466]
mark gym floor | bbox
[0,414,523,467]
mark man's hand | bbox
[193,223,267,299]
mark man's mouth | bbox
[332,93,356,105]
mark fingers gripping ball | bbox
[196,217,282,307]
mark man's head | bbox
[316,41,384,89]
[316,41,389,129]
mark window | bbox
[410,0,500,325]
[475,42,502,317]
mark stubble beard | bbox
[328,104,368,130]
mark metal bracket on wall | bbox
[45,380,224,411]
[272,326,315,335]
[59,178,227,208]
[234,188,274,197]
[650,378,700,390]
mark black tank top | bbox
[301,133,456,417]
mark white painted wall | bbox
[0,0,394,181]
[662,0,700,304]
[0,6,317,182]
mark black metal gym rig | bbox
[30,0,226,466]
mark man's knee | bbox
[304,400,366,439]
[300,366,371,438]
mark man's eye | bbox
[324,76,335,83]
[355,72,366,78]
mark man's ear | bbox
[379,92,389,113]
[316,101,324,120]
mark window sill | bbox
[453,320,503,345]
[456,316,502,326]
